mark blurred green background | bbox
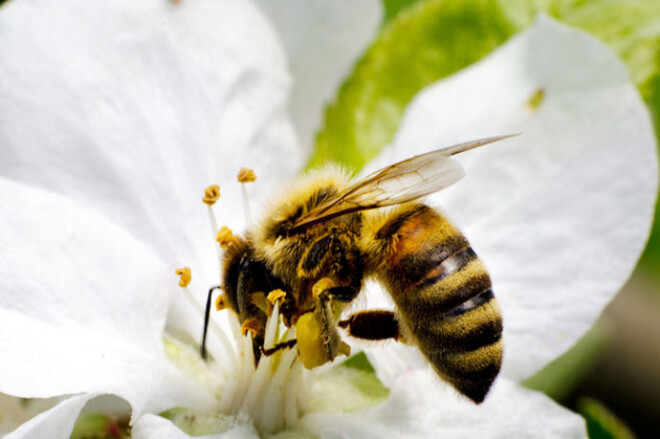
[310,1,660,437]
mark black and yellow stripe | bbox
[376,204,502,403]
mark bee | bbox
[210,135,510,403]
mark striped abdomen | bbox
[377,205,502,403]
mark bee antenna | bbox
[201,285,222,360]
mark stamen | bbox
[215,294,227,311]
[201,185,224,282]
[261,347,297,432]
[267,289,286,305]
[216,226,236,249]
[266,289,286,316]
[284,360,304,428]
[202,185,221,205]
[171,182,317,433]
[196,296,312,433]
[241,318,261,337]
[175,267,192,287]
[237,168,256,224]
[237,168,257,183]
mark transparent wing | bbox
[291,134,516,231]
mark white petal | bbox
[300,370,585,438]
[5,394,95,439]
[0,0,302,266]
[380,15,657,380]
[0,179,214,416]
[254,0,382,146]
[132,414,260,439]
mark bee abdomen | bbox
[396,245,503,403]
[373,205,502,402]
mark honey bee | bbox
[212,135,510,403]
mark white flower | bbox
[0,1,656,438]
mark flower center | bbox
[173,272,312,434]
[170,179,312,434]
[167,177,390,436]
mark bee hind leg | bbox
[339,310,410,344]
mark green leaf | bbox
[578,397,636,439]
[310,0,518,172]
[312,0,660,174]
[382,0,423,23]
[524,327,608,402]
[639,72,660,268]
[340,350,376,372]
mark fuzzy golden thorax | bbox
[250,166,355,285]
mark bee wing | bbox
[291,134,516,231]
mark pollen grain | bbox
[215,294,227,311]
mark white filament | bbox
[241,184,252,224]
[211,302,309,433]
[206,205,223,279]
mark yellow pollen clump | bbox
[202,185,221,205]
[267,289,287,305]
[215,294,227,311]
[237,168,257,183]
[175,267,192,287]
[216,226,236,249]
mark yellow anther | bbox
[202,185,221,205]
[237,168,257,183]
[215,294,227,311]
[312,278,335,298]
[216,226,236,249]
[267,289,287,305]
[241,318,261,337]
[175,267,191,287]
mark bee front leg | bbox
[339,310,411,344]
[295,278,353,369]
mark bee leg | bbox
[311,288,350,361]
[261,339,298,356]
[339,310,409,343]
[322,285,360,303]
